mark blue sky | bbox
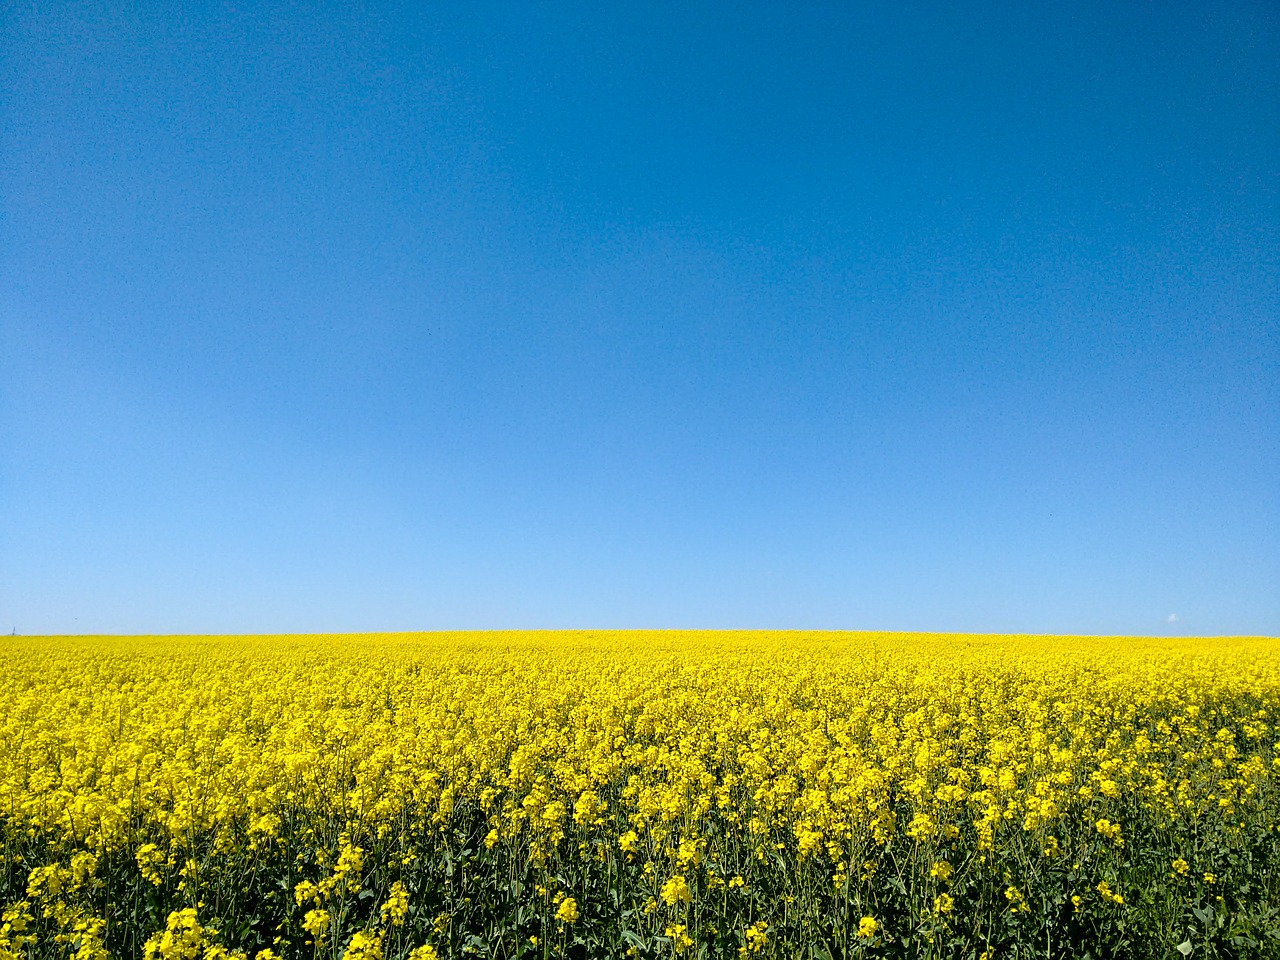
[3,1,1277,635]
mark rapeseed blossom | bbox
[554,898,579,924]
[0,630,1276,958]
[142,909,205,960]
[380,882,409,927]
[660,876,691,906]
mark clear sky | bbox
[3,1,1277,636]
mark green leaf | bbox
[1175,939,1193,956]
[621,930,646,949]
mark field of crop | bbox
[1,632,1277,960]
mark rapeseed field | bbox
[1,632,1277,959]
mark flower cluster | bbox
[0,631,1276,957]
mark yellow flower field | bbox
[1,632,1277,959]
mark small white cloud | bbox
[1166,613,1180,624]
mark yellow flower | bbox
[555,897,579,924]
[1094,819,1124,845]
[333,839,365,892]
[342,930,383,960]
[136,845,166,886]
[665,923,694,953]
[26,864,65,900]
[858,916,879,939]
[1,900,37,952]
[660,875,691,906]
[5,631,1279,960]
[302,909,331,942]
[1096,881,1123,905]
[380,881,409,927]
[1004,886,1029,913]
[905,812,934,839]
[142,908,205,960]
